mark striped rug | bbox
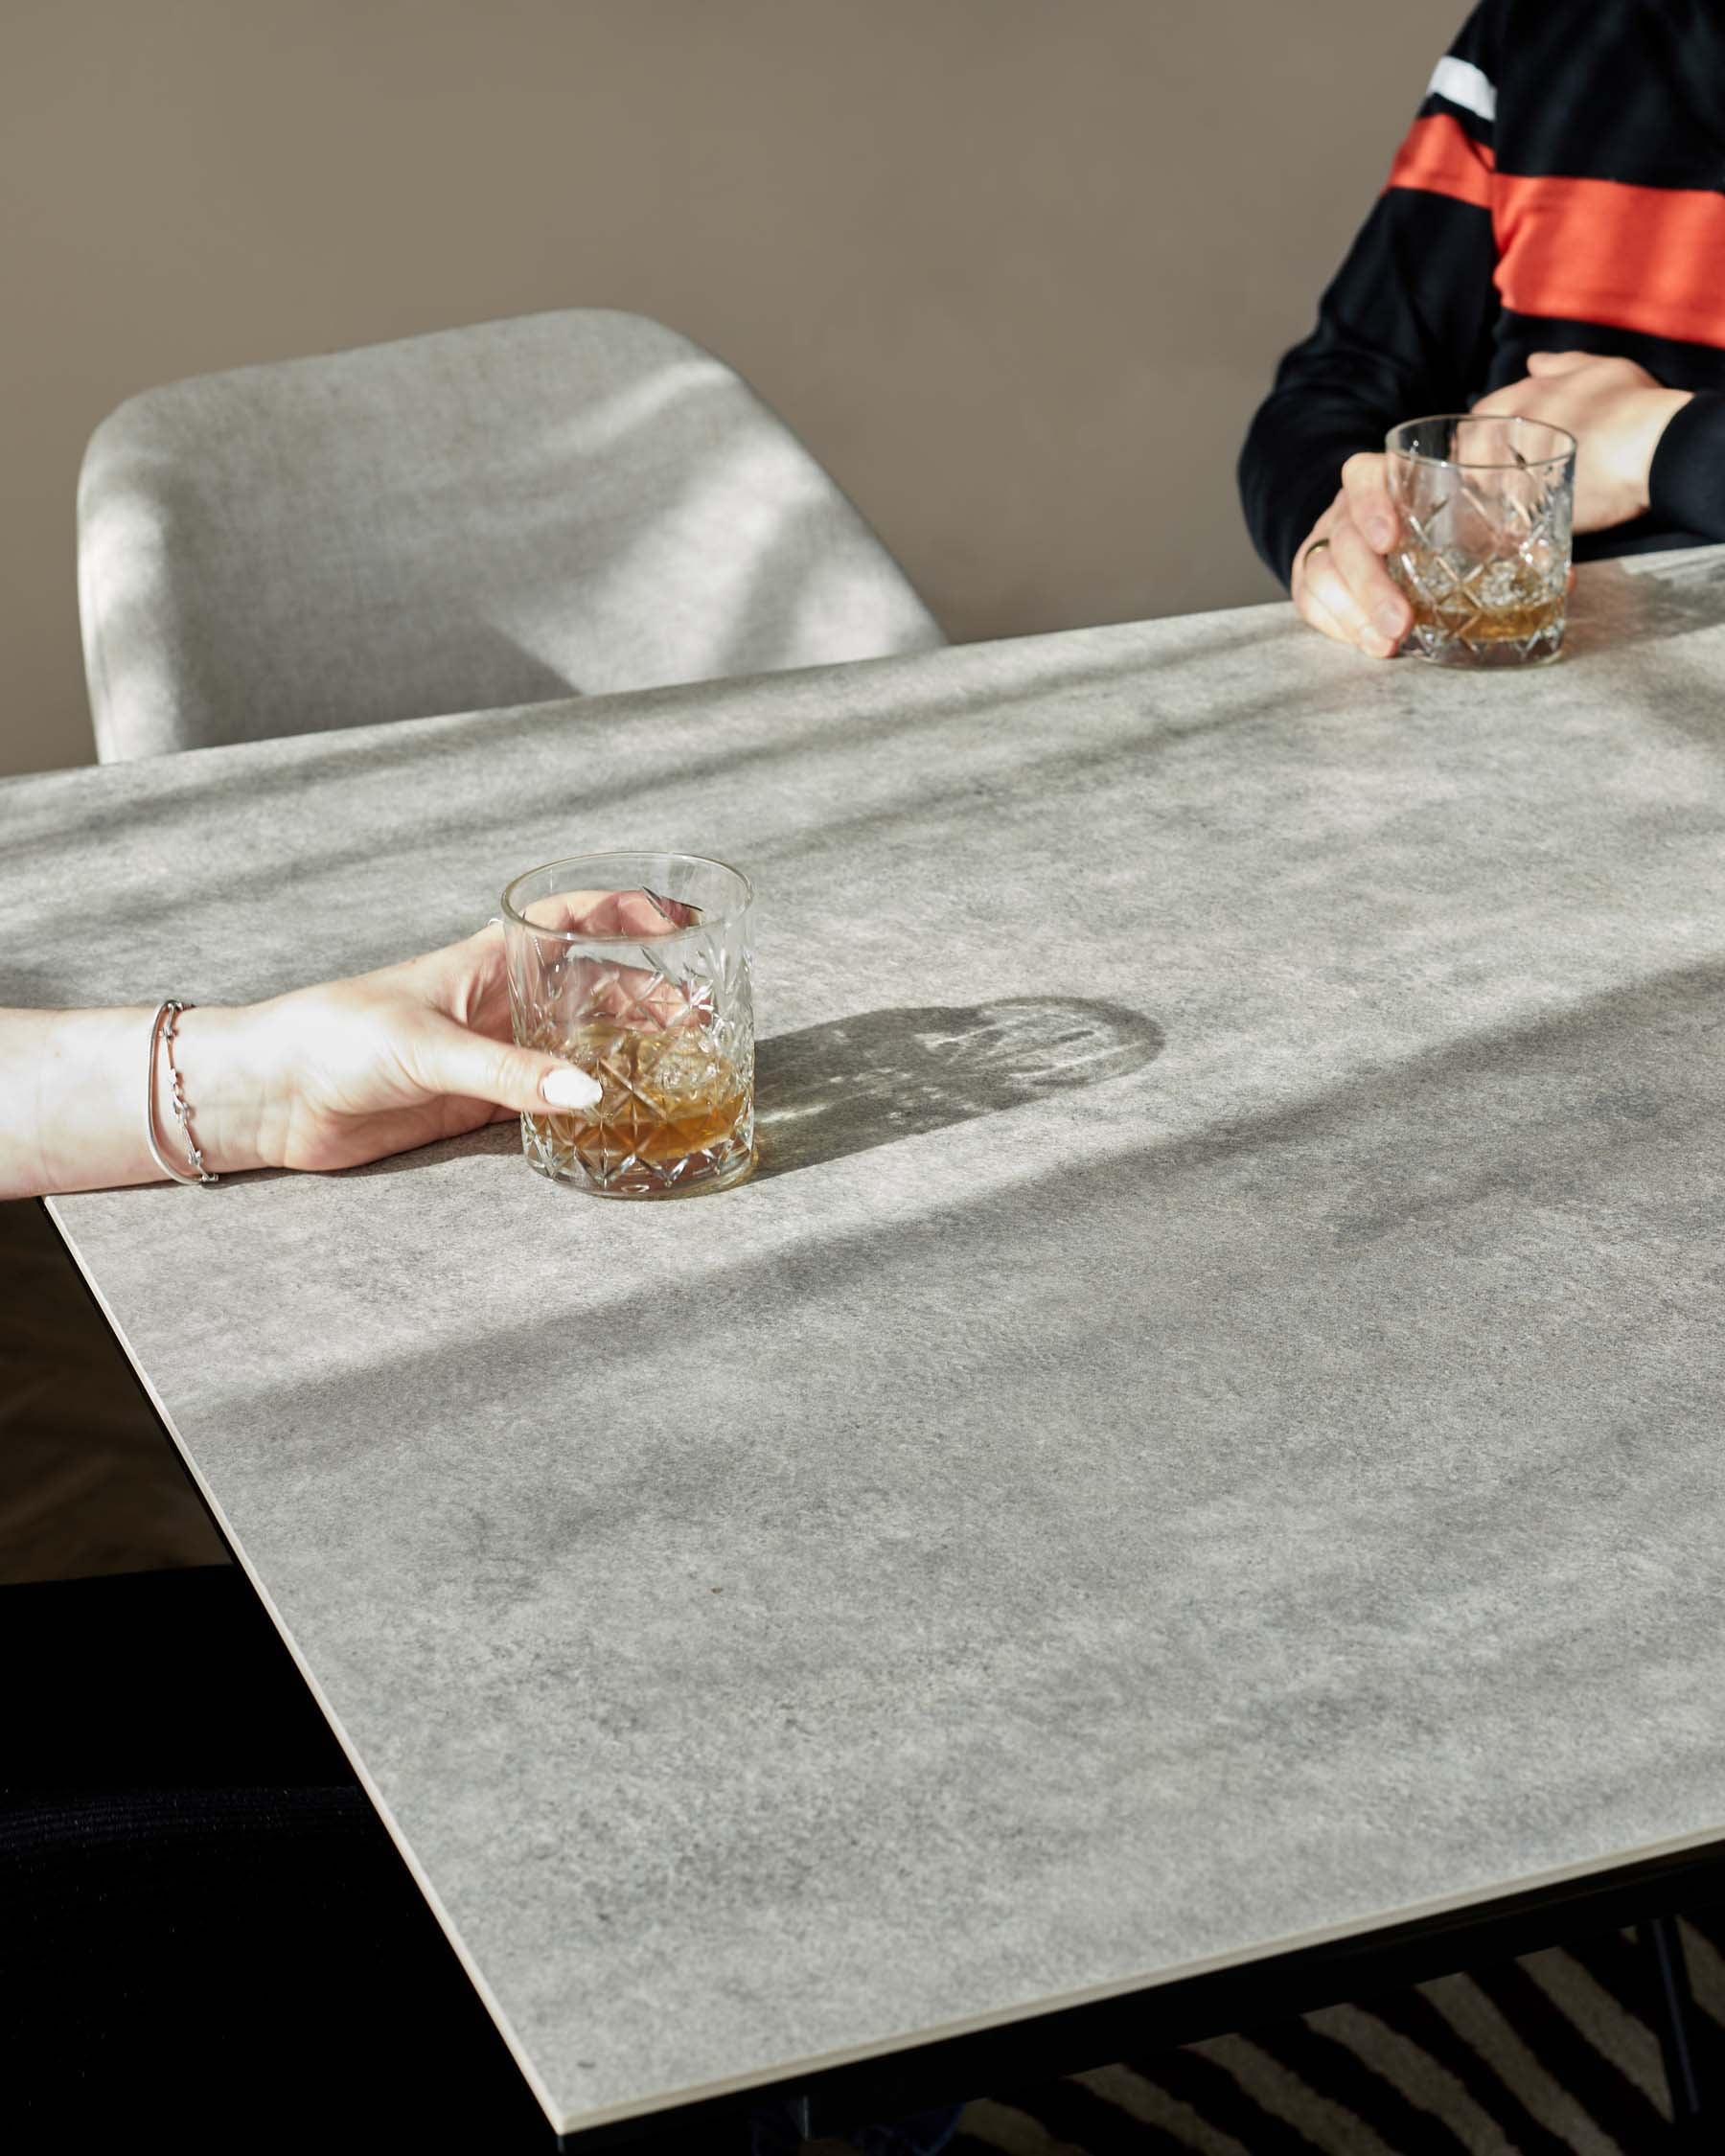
[947,1911,1723,2154]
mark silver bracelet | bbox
[146,999,219,1185]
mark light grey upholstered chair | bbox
[78,310,944,762]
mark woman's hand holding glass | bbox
[0,891,697,1200]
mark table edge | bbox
[42,1191,1725,2136]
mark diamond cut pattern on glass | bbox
[508,861,756,1199]
[1387,424,1573,669]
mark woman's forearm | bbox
[0,1004,271,1202]
[3,915,615,1201]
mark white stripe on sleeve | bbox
[1426,54,1497,124]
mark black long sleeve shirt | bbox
[1239,0,1725,585]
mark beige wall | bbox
[2,0,1443,777]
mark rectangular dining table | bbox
[10,547,1725,2144]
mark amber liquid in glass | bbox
[524,1020,750,1181]
[1402,555,1565,642]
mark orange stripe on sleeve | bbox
[1492,172,1725,347]
[1385,112,1496,211]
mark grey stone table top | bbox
[10,549,1725,2135]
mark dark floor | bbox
[0,1198,224,1581]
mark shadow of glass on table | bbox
[753,996,1164,1180]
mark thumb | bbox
[407,1014,602,1116]
[1527,349,1589,375]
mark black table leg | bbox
[1646,1914,1708,2137]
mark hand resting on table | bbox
[0,892,694,1201]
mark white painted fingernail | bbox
[540,1066,603,1110]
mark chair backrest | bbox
[79,310,944,761]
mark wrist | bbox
[164,1003,282,1176]
[1645,388,1725,539]
[1628,388,1694,515]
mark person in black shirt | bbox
[1239,0,1725,656]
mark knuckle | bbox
[496,1044,535,1095]
[1329,510,1365,551]
[1313,575,1361,631]
[1342,539,1385,587]
[1334,538,1377,593]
